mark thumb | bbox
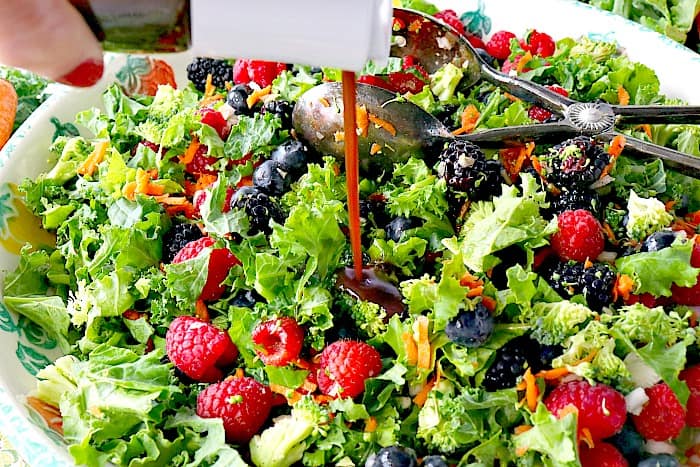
[0,0,103,86]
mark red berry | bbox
[252,317,305,367]
[233,59,286,87]
[401,56,429,80]
[185,144,218,176]
[198,108,228,140]
[172,237,239,301]
[466,34,486,50]
[357,74,395,92]
[528,106,552,122]
[486,30,517,60]
[551,209,605,262]
[547,84,569,98]
[316,340,382,399]
[632,383,686,441]
[132,140,161,156]
[544,380,626,441]
[387,71,428,94]
[671,238,700,304]
[578,442,629,467]
[680,364,700,427]
[525,30,556,57]
[434,9,465,35]
[196,376,274,443]
[166,316,238,382]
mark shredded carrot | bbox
[636,123,653,139]
[269,382,292,396]
[452,104,480,135]
[516,51,533,74]
[581,428,595,448]
[617,86,630,106]
[402,332,418,366]
[613,274,635,302]
[123,181,137,200]
[412,378,435,407]
[313,394,335,405]
[530,155,543,176]
[408,19,422,33]
[665,199,677,211]
[466,285,485,298]
[123,310,144,320]
[194,173,218,192]
[334,131,345,142]
[195,299,209,321]
[204,74,216,98]
[77,140,109,176]
[584,258,593,269]
[370,143,382,155]
[500,142,535,180]
[481,295,497,312]
[180,139,201,165]
[607,134,626,158]
[503,92,521,102]
[319,97,331,107]
[535,367,569,380]
[293,358,313,370]
[459,271,483,288]
[602,222,618,245]
[515,446,528,457]
[523,368,538,411]
[415,315,431,370]
[368,114,397,136]
[234,368,245,379]
[26,396,63,435]
[514,425,533,435]
[246,85,272,109]
[364,416,378,433]
[356,104,369,137]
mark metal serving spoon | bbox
[292,8,700,176]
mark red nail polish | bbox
[56,59,104,87]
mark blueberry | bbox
[365,446,418,467]
[231,289,263,308]
[263,100,293,129]
[637,454,681,467]
[226,84,253,115]
[421,455,448,467]
[385,216,419,242]
[445,303,494,347]
[640,230,679,252]
[607,423,643,464]
[360,198,390,229]
[253,160,287,196]
[270,140,309,177]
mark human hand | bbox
[0,0,103,86]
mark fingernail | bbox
[56,58,104,87]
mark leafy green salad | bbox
[3,2,700,467]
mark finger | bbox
[0,0,104,86]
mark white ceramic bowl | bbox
[0,0,699,465]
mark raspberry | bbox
[671,238,700,305]
[578,442,629,467]
[316,340,382,398]
[166,316,239,382]
[528,85,569,122]
[251,317,305,366]
[172,237,239,301]
[544,380,626,441]
[466,34,486,50]
[233,59,287,87]
[198,108,228,140]
[551,209,604,262]
[680,364,700,427]
[387,71,428,94]
[486,30,517,60]
[196,376,274,443]
[185,144,218,176]
[524,30,556,57]
[434,9,465,35]
[632,383,686,441]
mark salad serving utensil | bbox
[292,8,700,176]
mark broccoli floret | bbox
[429,63,463,102]
[625,190,673,241]
[524,300,595,346]
[569,37,618,62]
[603,202,627,240]
[601,303,692,346]
[337,293,387,339]
[249,396,330,467]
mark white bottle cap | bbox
[190,0,393,71]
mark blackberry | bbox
[186,57,232,92]
[445,303,494,348]
[538,136,610,189]
[640,230,680,252]
[162,222,203,263]
[365,446,418,467]
[231,186,285,235]
[549,188,600,218]
[226,84,253,116]
[482,336,531,391]
[262,100,294,129]
[437,140,502,201]
[546,261,615,310]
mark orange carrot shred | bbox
[613,274,635,302]
[368,114,397,137]
[123,181,137,200]
[523,368,538,412]
[204,74,216,98]
[319,97,331,107]
[602,222,618,246]
[535,367,570,380]
[466,285,485,298]
[481,295,497,312]
[415,315,431,370]
[370,143,382,155]
[26,396,63,435]
[180,139,201,165]
[514,425,533,435]
[356,104,369,137]
[364,416,378,433]
[584,258,593,269]
[195,299,209,321]
[516,52,533,74]
[617,86,630,106]
[581,428,595,448]
[608,134,626,158]
[503,92,521,102]
[638,123,652,139]
[246,85,272,109]
[515,446,529,457]
[234,368,245,379]
[0,79,18,150]
[77,140,109,176]
[194,173,218,192]
[402,332,418,366]
[452,104,480,135]
[412,378,435,407]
